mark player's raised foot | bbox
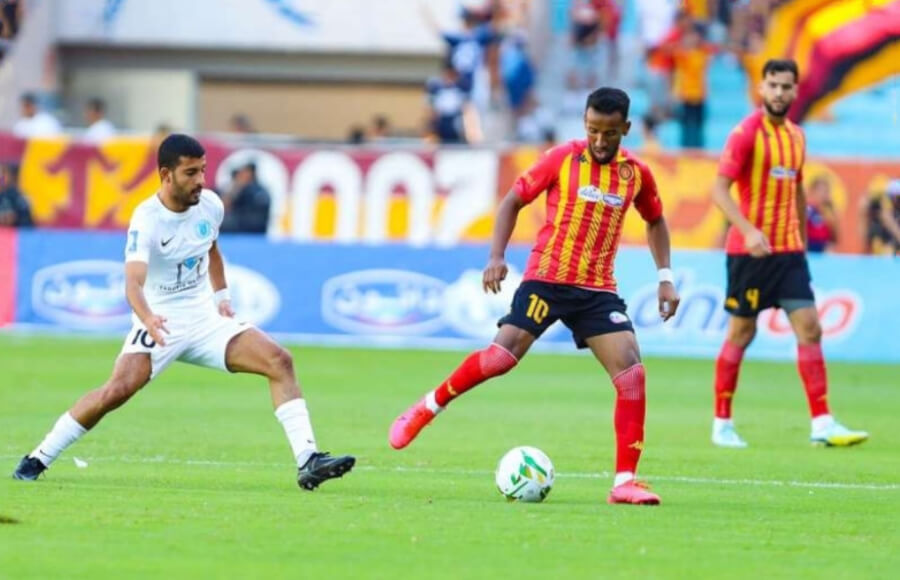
[810,419,868,447]
[389,398,436,450]
[297,452,355,491]
[12,455,47,481]
[607,480,661,506]
[712,420,748,448]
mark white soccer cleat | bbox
[810,419,869,447]
[712,420,748,448]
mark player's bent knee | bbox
[266,347,295,379]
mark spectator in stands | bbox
[641,114,662,154]
[672,22,714,148]
[425,60,479,144]
[0,162,32,227]
[595,0,622,80]
[499,29,538,139]
[641,8,690,121]
[12,93,62,138]
[805,175,838,253]
[420,0,499,110]
[346,125,367,144]
[220,162,271,234]
[229,113,257,135]
[82,97,117,144]
[369,115,392,142]
[541,127,556,152]
[568,0,602,91]
[862,178,900,255]
[0,0,21,39]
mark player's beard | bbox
[176,184,203,207]
[590,143,618,164]
[763,99,791,118]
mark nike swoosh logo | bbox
[161,236,175,247]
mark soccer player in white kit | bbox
[13,134,355,490]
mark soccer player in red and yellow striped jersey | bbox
[710,59,867,449]
[390,88,681,505]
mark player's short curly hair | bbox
[762,59,799,83]
[585,87,630,120]
[157,134,206,170]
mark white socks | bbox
[713,417,734,431]
[30,412,87,467]
[274,398,317,468]
[811,414,834,433]
[614,471,635,488]
[424,391,444,414]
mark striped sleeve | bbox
[512,144,571,204]
[719,123,754,180]
[633,161,664,222]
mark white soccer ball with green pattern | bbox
[495,446,555,502]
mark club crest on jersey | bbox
[195,220,212,239]
[769,166,797,180]
[617,164,634,181]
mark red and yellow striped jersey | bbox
[512,140,663,292]
[719,110,807,255]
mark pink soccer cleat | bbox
[389,399,436,450]
[607,480,661,505]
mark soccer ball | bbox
[495,446,555,502]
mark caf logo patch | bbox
[618,164,634,181]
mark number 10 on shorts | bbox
[527,293,549,324]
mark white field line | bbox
[2,454,897,491]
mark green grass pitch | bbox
[1,335,897,578]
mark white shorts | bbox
[119,309,253,379]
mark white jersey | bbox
[125,190,224,318]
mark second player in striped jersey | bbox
[709,59,867,449]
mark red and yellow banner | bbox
[4,134,896,253]
[760,0,900,121]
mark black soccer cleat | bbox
[12,456,47,481]
[297,452,355,491]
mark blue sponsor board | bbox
[13,230,899,362]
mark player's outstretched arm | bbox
[483,190,526,294]
[125,261,169,345]
[208,241,235,317]
[711,175,771,256]
[646,216,680,321]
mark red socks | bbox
[433,344,518,407]
[714,341,745,419]
[798,343,830,418]
[612,364,646,475]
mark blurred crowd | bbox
[634,0,785,151]
[417,0,543,145]
[1,0,898,253]
[0,0,22,63]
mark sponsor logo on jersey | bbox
[577,186,602,202]
[602,193,624,207]
[31,260,131,329]
[321,270,446,335]
[769,166,797,180]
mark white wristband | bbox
[214,288,231,305]
[658,268,674,284]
